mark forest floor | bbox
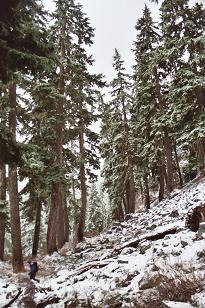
[1,177,205,307]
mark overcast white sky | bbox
[43,0,201,81]
[78,0,160,81]
[43,0,160,81]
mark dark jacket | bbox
[29,262,39,275]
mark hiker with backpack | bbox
[28,261,40,282]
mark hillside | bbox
[1,178,205,308]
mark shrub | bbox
[133,262,204,307]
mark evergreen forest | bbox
[0,0,204,274]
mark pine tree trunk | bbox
[197,138,205,175]
[123,195,129,214]
[122,93,135,214]
[32,200,42,256]
[47,184,58,254]
[128,156,135,213]
[113,204,124,222]
[158,163,165,202]
[164,132,174,194]
[139,180,143,201]
[143,167,150,211]
[47,32,65,253]
[173,142,183,187]
[8,166,24,272]
[119,203,124,221]
[0,163,6,261]
[47,115,64,253]
[77,129,87,242]
[55,88,64,250]
[112,208,118,221]
[63,196,69,243]
[8,83,24,273]
[0,212,6,261]
[57,189,65,249]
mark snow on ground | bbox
[0,178,205,307]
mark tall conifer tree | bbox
[8,82,24,272]
[131,5,162,207]
[101,49,135,220]
[45,0,104,248]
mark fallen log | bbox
[111,227,178,253]
[67,259,112,277]
[36,296,60,308]
[2,288,22,308]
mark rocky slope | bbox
[0,178,205,307]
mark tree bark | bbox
[113,204,124,222]
[197,138,205,175]
[173,142,183,187]
[0,162,6,261]
[77,129,87,242]
[164,131,174,194]
[47,25,65,254]
[121,93,135,214]
[63,193,69,243]
[123,196,128,215]
[127,156,135,213]
[47,185,58,254]
[8,83,24,272]
[158,163,165,202]
[143,167,150,211]
[56,189,65,250]
[32,200,42,256]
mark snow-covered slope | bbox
[1,178,205,308]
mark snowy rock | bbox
[125,213,133,221]
[171,250,181,256]
[192,291,205,308]
[181,240,189,247]
[162,301,196,308]
[169,210,179,218]
[197,222,205,240]
[148,223,157,231]
[138,241,151,254]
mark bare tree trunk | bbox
[63,194,69,243]
[0,163,6,260]
[32,200,42,256]
[0,213,6,261]
[139,180,143,201]
[123,195,129,214]
[164,132,174,193]
[128,157,135,213]
[47,27,65,253]
[112,208,118,221]
[77,129,87,242]
[47,185,58,254]
[118,203,124,221]
[121,94,135,214]
[143,167,150,211]
[112,204,124,222]
[197,138,205,175]
[158,163,165,202]
[173,142,183,187]
[47,116,64,253]
[57,189,65,249]
[8,83,24,272]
